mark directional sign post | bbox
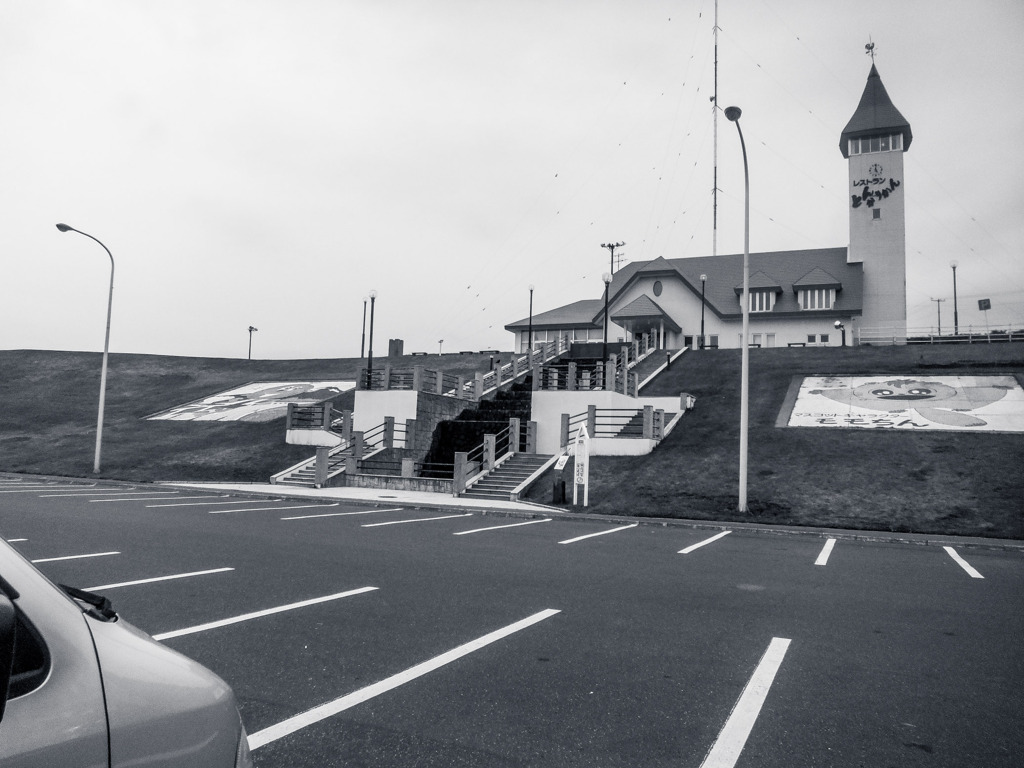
[572,424,590,507]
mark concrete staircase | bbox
[461,453,553,501]
[273,447,352,487]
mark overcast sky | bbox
[2,0,1022,359]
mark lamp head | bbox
[369,289,377,299]
[56,223,72,232]
[529,284,534,292]
[700,273,707,282]
[834,320,844,329]
[602,272,612,285]
[950,260,958,269]
[724,106,742,122]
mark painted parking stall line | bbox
[699,637,792,768]
[153,586,378,641]
[31,551,120,564]
[679,530,732,554]
[558,523,638,544]
[454,519,552,536]
[814,538,837,566]
[6,538,27,543]
[282,507,403,521]
[147,499,275,508]
[363,513,474,528]
[91,495,227,503]
[247,608,561,751]
[210,503,341,515]
[943,546,984,579]
[86,567,235,592]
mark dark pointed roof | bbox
[610,294,682,332]
[840,64,912,157]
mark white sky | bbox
[2,0,1022,359]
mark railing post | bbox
[384,416,395,449]
[357,367,367,390]
[436,370,445,396]
[346,430,363,477]
[413,365,424,392]
[606,355,617,391]
[587,405,597,438]
[353,431,364,459]
[404,418,416,450]
[315,446,329,488]
[382,364,392,390]
[509,417,520,454]
[453,451,469,496]
[560,413,569,449]
[631,372,639,397]
[286,402,297,429]
[567,361,577,391]
[474,372,484,401]
[654,409,665,439]
[526,421,537,453]
[341,410,353,443]
[532,364,542,390]
[643,405,654,439]
[457,375,466,399]
[402,458,415,478]
[483,434,496,471]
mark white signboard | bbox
[148,381,355,423]
[573,424,590,506]
[787,375,1024,432]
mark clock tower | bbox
[841,62,912,342]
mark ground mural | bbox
[147,381,355,423]
[787,375,1024,432]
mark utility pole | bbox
[712,0,720,257]
[930,297,945,336]
[600,241,626,274]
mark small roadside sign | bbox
[573,424,590,507]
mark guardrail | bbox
[561,405,667,445]
[858,326,1023,345]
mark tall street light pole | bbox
[248,326,258,359]
[724,106,750,513]
[602,272,612,361]
[527,284,534,353]
[699,273,707,349]
[360,297,368,359]
[365,290,377,389]
[950,261,959,335]
[56,223,114,474]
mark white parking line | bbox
[0,486,97,494]
[209,503,341,515]
[699,637,792,768]
[42,491,163,498]
[814,538,837,566]
[247,608,561,751]
[85,567,235,591]
[147,499,280,508]
[679,531,732,554]
[943,546,984,579]
[454,519,553,536]
[558,523,639,544]
[6,538,27,543]
[363,513,474,528]
[91,495,226,503]
[152,586,378,641]
[282,507,403,521]
[31,551,120,564]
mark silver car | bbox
[0,538,253,767]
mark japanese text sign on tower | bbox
[573,423,590,506]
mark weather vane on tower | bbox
[865,37,876,61]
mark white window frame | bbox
[743,290,776,313]
[799,288,836,310]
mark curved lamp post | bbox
[724,106,750,513]
[365,290,377,389]
[56,223,114,474]
[950,261,959,335]
[248,326,258,359]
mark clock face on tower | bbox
[868,163,883,176]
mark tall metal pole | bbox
[360,297,368,358]
[712,0,720,258]
[602,273,612,361]
[366,290,377,389]
[930,297,945,336]
[527,284,534,352]
[699,274,707,349]
[248,326,258,359]
[56,223,113,474]
[950,262,959,335]
[601,242,625,274]
[724,107,749,513]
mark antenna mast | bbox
[601,241,626,274]
[712,0,720,257]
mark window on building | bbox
[653,280,663,297]
[708,335,719,348]
[807,334,816,344]
[745,290,776,312]
[799,288,835,310]
[765,333,776,348]
[751,333,761,347]
[820,334,830,344]
[848,133,903,155]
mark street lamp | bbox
[528,284,535,353]
[248,326,258,359]
[834,320,846,347]
[950,261,959,335]
[699,273,707,349]
[365,290,377,389]
[360,296,368,358]
[602,272,612,360]
[438,339,444,356]
[56,223,114,474]
[725,105,750,513]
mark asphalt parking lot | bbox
[3,475,1022,767]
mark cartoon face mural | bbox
[147,381,355,423]
[787,376,1024,432]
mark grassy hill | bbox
[1,345,1022,538]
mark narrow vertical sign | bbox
[573,424,590,506]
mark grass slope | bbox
[1,346,1021,538]
[522,344,1024,539]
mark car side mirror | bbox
[0,592,15,722]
